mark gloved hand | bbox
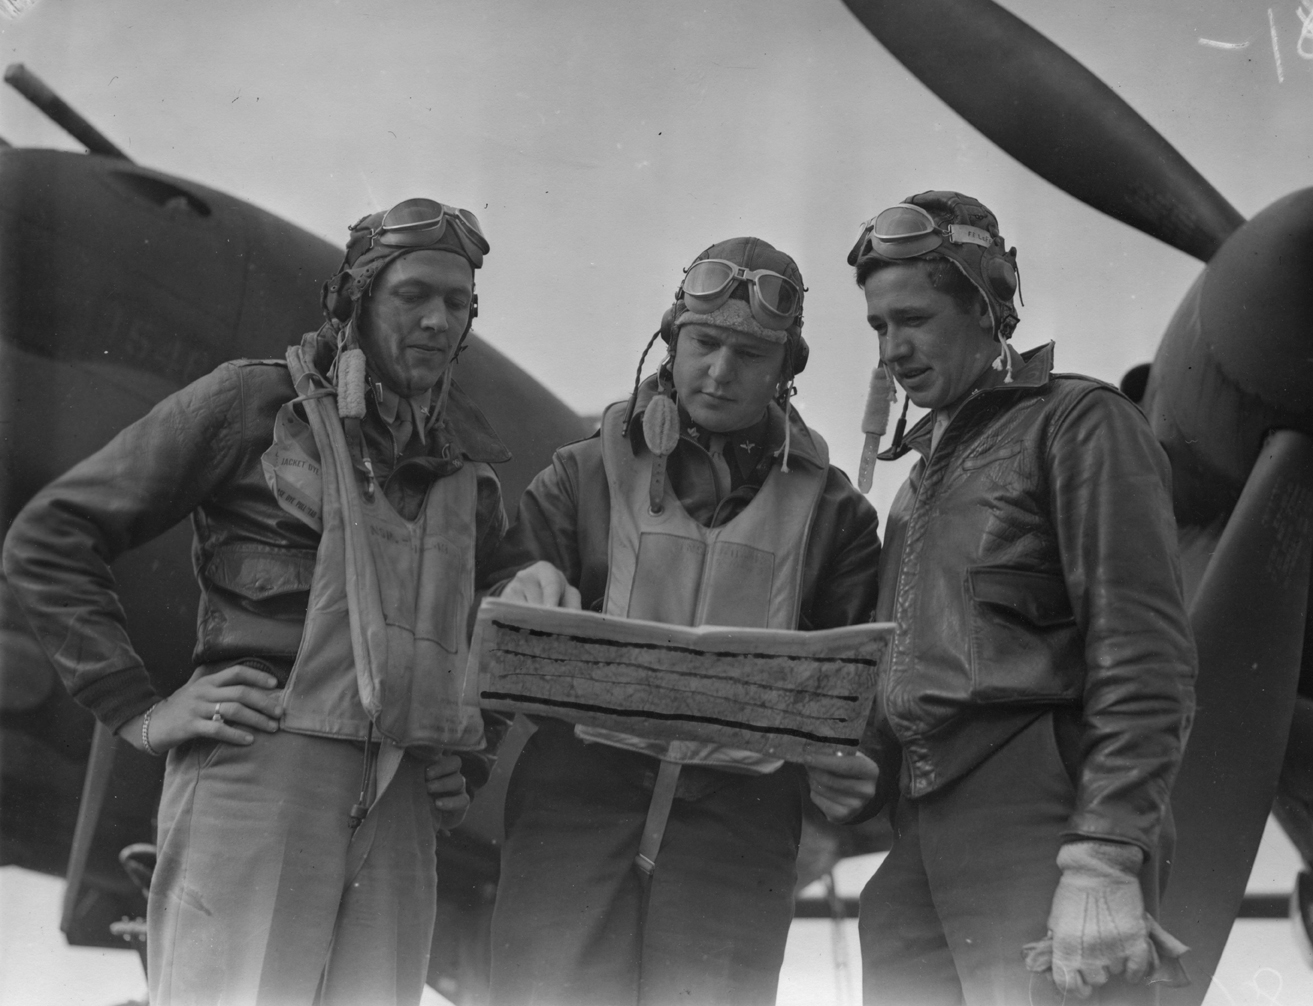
[1045,840,1151,998]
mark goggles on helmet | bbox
[370,197,490,260]
[847,203,996,265]
[681,259,802,331]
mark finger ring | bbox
[212,702,224,723]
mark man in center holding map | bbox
[481,237,883,1006]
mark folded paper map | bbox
[470,598,893,760]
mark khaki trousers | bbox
[148,730,437,1006]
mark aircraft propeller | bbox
[839,0,1245,261]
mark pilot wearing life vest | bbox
[4,198,509,1006]
[482,236,883,1006]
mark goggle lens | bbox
[871,204,937,242]
[381,197,445,232]
[682,260,738,300]
[754,272,799,317]
[376,198,490,254]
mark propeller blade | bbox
[840,0,1245,262]
[1159,429,1313,1004]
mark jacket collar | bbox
[625,375,827,470]
[443,379,513,464]
[882,341,1055,462]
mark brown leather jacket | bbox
[872,343,1196,854]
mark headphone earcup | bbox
[790,334,809,376]
[470,292,479,321]
[659,305,678,346]
[982,254,1017,301]
[322,274,353,323]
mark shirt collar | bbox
[442,378,513,464]
[368,371,434,434]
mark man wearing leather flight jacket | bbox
[4,198,509,1006]
[847,192,1197,1004]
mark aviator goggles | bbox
[681,259,802,330]
[370,197,490,260]
[847,202,995,265]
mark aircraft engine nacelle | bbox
[1143,189,1313,529]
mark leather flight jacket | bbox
[3,329,510,787]
[871,343,1197,854]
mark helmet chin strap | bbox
[775,375,796,473]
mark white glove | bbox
[1026,841,1191,995]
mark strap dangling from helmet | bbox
[776,378,797,473]
[990,330,1014,384]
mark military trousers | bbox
[489,719,804,1006]
[859,712,1160,1006]
[148,729,437,1006]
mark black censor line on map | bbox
[490,620,883,667]
[479,690,863,746]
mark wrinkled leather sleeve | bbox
[480,436,882,631]
[3,363,257,733]
[1050,387,1197,852]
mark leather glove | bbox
[1043,840,1154,998]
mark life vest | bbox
[258,339,484,760]
[577,400,827,770]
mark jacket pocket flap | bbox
[960,439,1023,471]
[968,567,1074,627]
[206,546,317,601]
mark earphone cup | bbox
[982,255,1017,301]
[322,275,353,323]
[659,305,678,346]
[790,335,809,376]
[470,292,479,321]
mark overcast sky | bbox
[3,0,1311,517]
